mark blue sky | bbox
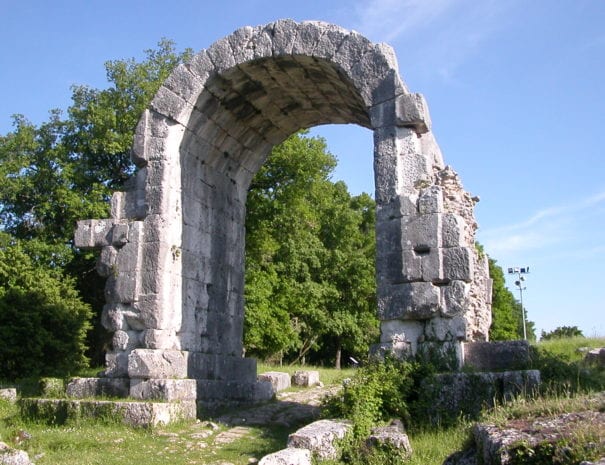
[2,0,604,337]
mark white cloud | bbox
[351,0,514,79]
[479,189,605,257]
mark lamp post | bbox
[508,266,530,340]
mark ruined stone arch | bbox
[75,20,491,406]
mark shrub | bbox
[322,356,419,438]
[0,237,92,380]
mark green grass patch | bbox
[257,362,356,387]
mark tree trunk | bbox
[335,345,342,370]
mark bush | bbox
[0,237,92,380]
[322,356,420,438]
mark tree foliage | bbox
[0,233,92,379]
[0,40,192,366]
[1,40,377,370]
[541,325,584,340]
[488,257,536,341]
[244,132,379,366]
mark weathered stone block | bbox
[104,271,137,303]
[259,448,312,465]
[463,341,532,371]
[402,213,441,251]
[443,247,474,282]
[378,282,441,320]
[112,330,141,351]
[66,377,130,398]
[442,213,465,248]
[142,329,179,350]
[96,246,117,277]
[287,419,352,460]
[420,248,444,282]
[74,219,114,249]
[418,185,443,214]
[367,421,412,459]
[258,372,291,392]
[195,379,274,403]
[395,92,431,134]
[103,351,129,378]
[188,353,257,383]
[401,250,422,282]
[291,371,320,387]
[19,398,196,427]
[130,378,196,401]
[424,316,466,342]
[441,281,470,317]
[128,349,189,379]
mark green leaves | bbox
[244,132,378,365]
[0,234,92,379]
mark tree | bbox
[0,233,92,379]
[0,40,192,365]
[244,132,378,366]
[541,326,584,340]
[488,256,536,341]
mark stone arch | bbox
[74,20,491,406]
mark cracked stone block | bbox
[127,349,189,379]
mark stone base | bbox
[196,379,274,413]
[462,341,532,371]
[19,398,196,427]
[419,370,541,426]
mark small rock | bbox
[0,448,34,465]
[201,421,220,430]
[0,389,17,403]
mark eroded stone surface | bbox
[258,372,291,392]
[287,419,352,459]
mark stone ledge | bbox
[18,398,196,428]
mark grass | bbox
[1,339,603,464]
[534,336,605,363]
[0,363,351,465]
[256,362,356,388]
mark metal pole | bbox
[519,278,526,341]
